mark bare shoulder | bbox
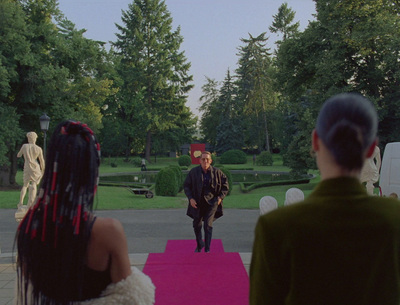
[92,217,127,248]
[94,217,123,231]
[89,217,132,281]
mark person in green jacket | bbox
[250,93,400,305]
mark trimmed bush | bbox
[168,165,184,192]
[178,155,192,167]
[239,178,310,193]
[220,149,247,164]
[155,168,178,196]
[131,157,142,167]
[256,151,273,166]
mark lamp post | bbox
[39,113,50,158]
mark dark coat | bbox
[184,165,229,220]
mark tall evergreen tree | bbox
[269,2,299,42]
[113,0,194,160]
[215,70,243,154]
[199,77,220,148]
[236,33,275,152]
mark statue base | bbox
[15,206,28,223]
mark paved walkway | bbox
[0,208,260,305]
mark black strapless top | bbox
[79,216,112,300]
[80,263,112,300]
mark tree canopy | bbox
[0,0,117,186]
[198,0,400,174]
[2,0,400,184]
[112,0,194,160]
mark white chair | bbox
[284,187,304,206]
[259,196,278,215]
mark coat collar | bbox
[309,177,367,198]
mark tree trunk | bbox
[263,112,270,152]
[262,100,270,152]
[124,144,131,160]
[0,149,18,187]
[145,130,152,162]
[124,135,133,160]
[10,150,17,185]
[0,165,11,187]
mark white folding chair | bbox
[284,187,304,206]
[259,196,278,215]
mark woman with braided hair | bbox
[15,120,155,305]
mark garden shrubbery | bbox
[256,151,273,166]
[168,164,184,192]
[155,167,178,196]
[155,164,186,196]
[220,149,247,164]
[178,155,191,167]
[131,157,142,167]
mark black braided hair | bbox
[15,120,101,305]
[316,93,378,170]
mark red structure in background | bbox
[190,144,205,164]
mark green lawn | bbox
[0,155,321,209]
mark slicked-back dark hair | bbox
[316,93,378,170]
[16,120,100,305]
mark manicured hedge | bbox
[130,157,142,167]
[178,155,192,167]
[256,151,273,166]
[220,149,247,164]
[168,165,184,192]
[239,178,310,193]
[155,167,178,196]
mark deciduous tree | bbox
[0,0,115,186]
[275,0,400,173]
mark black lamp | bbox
[39,113,50,158]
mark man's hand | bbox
[190,198,198,209]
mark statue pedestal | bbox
[15,206,28,223]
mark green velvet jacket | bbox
[250,177,400,305]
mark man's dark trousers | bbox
[193,199,219,252]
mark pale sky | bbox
[57,0,316,116]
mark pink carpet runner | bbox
[143,239,249,305]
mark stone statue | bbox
[17,132,45,210]
[360,145,381,195]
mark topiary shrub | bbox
[168,165,184,192]
[217,166,232,196]
[220,149,247,164]
[178,155,192,167]
[131,157,142,167]
[256,151,274,166]
[155,168,178,196]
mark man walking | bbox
[184,151,229,253]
